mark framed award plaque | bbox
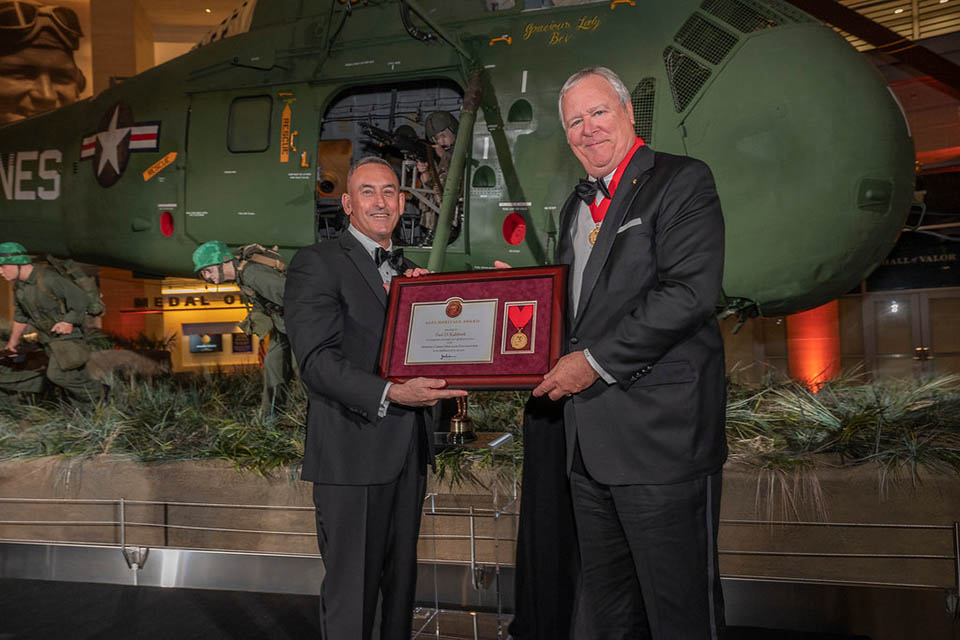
[378,265,567,389]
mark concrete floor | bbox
[0,578,878,640]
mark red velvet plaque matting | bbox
[379,265,567,389]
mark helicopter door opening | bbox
[316,79,465,249]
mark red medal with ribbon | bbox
[587,137,644,245]
[508,304,534,350]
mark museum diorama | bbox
[1,1,959,638]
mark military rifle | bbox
[359,122,446,203]
[359,122,429,163]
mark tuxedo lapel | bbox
[557,191,579,266]
[573,147,656,328]
[340,232,387,307]
[556,192,579,331]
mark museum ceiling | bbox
[839,0,960,50]
[139,0,241,27]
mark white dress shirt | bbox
[348,225,400,415]
[570,172,617,385]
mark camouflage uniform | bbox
[419,151,451,233]
[0,265,103,402]
[418,111,462,245]
[237,261,293,413]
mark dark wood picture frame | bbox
[378,265,567,389]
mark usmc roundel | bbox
[80,101,161,188]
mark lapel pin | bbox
[632,178,637,184]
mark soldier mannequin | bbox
[415,110,459,247]
[0,242,104,403]
[192,241,293,414]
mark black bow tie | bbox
[375,247,405,271]
[575,178,611,204]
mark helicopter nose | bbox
[681,24,915,315]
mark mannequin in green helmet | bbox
[0,242,105,403]
[414,110,462,247]
[192,241,293,415]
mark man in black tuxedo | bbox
[284,156,466,640]
[533,67,727,639]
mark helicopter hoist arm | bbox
[399,1,546,269]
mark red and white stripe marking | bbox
[80,135,96,159]
[79,124,158,158]
[129,125,159,150]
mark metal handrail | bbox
[0,496,518,517]
[0,497,314,511]
[722,573,949,591]
[721,518,954,530]
[721,550,954,560]
[1,496,957,596]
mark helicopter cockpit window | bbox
[228,95,272,153]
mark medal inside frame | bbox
[500,300,538,355]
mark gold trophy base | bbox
[447,416,476,444]
[447,396,476,444]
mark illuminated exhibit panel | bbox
[159,283,259,373]
[101,272,260,373]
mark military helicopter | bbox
[0,0,914,317]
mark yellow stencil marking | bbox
[280,103,292,163]
[143,152,178,182]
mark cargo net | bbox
[663,46,712,113]
[631,78,656,145]
[699,0,784,33]
[674,13,739,65]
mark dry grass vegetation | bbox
[2,366,959,486]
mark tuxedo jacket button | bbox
[569,337,579,345]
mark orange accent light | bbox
[916,146,960,167]
[786,300,840,391]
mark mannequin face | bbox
[199,261,236,284]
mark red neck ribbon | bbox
[508,304,534,330]
[588,137,644,224]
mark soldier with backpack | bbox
[0,242,106,403]
[192,241,293,415]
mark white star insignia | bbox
[96,107,131,176]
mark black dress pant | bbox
[313,434,427,640]
[508,395,579,640]
[569,468,724,640]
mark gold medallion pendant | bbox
[511,329,528,350]
[588,223,601,245]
